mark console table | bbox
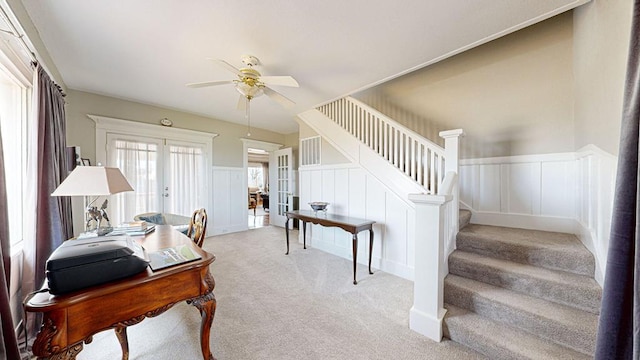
[285,210,375,284]
[25,225,216,360]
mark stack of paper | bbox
[109,221,155,236]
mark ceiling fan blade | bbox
[186,80,234,88]
[259,75,299,87]
[264,87,295,108]
[208,58,244,77]
[237,94,247,111]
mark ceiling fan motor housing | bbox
[240,55,260,67]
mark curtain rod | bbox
[0,4,37,63]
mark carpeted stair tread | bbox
[444,274,597,354]
[448,250,602,314]
[443,304,591,360]
[457,224,594,276]
[459,209,472,229]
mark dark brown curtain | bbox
[0,125,20,360]
[22,65,73,338]
[595,1,640,358]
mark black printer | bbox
[45,235,149,295]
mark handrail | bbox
[317,96,446,194]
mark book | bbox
[114,221,148,230]
[147,244,202,271]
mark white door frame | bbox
[92,115,218,220]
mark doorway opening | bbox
[247,147,269,229]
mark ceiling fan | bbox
[187,55,299,110]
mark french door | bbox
[106,134,208,224]
[269,147,292,227]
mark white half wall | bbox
[299,164,416,281]
[211,166,247,235]
[459,145,616,285]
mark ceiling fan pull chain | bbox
[246,97,251,137]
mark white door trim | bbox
[92,114,217,220]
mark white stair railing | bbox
[313,96,464,342]
[317,96,445,194]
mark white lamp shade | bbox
[51,166,134,196]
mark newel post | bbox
[408,193,451,341]
[439,129,464,175]
[439,129,464,231]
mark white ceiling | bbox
[20,0,588,134]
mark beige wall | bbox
[355,4,633,159]
[356,12,576,159]
[573,0,633,156]
[65,90,288,167]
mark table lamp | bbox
[51,166,134,235]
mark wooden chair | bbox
[187,208,208,248]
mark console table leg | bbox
[303,221,307,249]
[114,326,129,360]
[369,229,374,275]
[352,233,358,285]
[285,217,290,255]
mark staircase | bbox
[444,210,601,359]
[301,96,601,352]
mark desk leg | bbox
[352,233,358,285]
[115,326,129,360]
[369,229,374,275]
[188,272,217,360]
[285,217,290,255]
[32,313,85,360]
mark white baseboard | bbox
[305,235,414,282]
[379,259,413,281]
[469,209,575,234]
[409,307,445,342]
[575,219,604,286]
[210,224,246,236]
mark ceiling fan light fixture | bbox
[235,82,264,99]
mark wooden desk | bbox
[285,210,375,284]
[25,225,216,360]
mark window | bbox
[248,164,264,188]
[0,63,29,251]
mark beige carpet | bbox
[76,226,483,360]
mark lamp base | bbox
[78,226,113,239]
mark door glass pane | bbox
[277,153,289,216]
[109,138,160,223]
[165,143,205,216]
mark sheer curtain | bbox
[262,162,269,193]
[0,124,20,360]
[595,1,640,358]
[110,139,159,223]
[166,144,204,216]
[22,64,72,338]
[109,139,205,221]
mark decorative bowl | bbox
[309,202,329,212]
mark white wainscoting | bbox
[211,167,248,235]
[459,145,616,285]
[299,164,415,281]
[575,145,617,284]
